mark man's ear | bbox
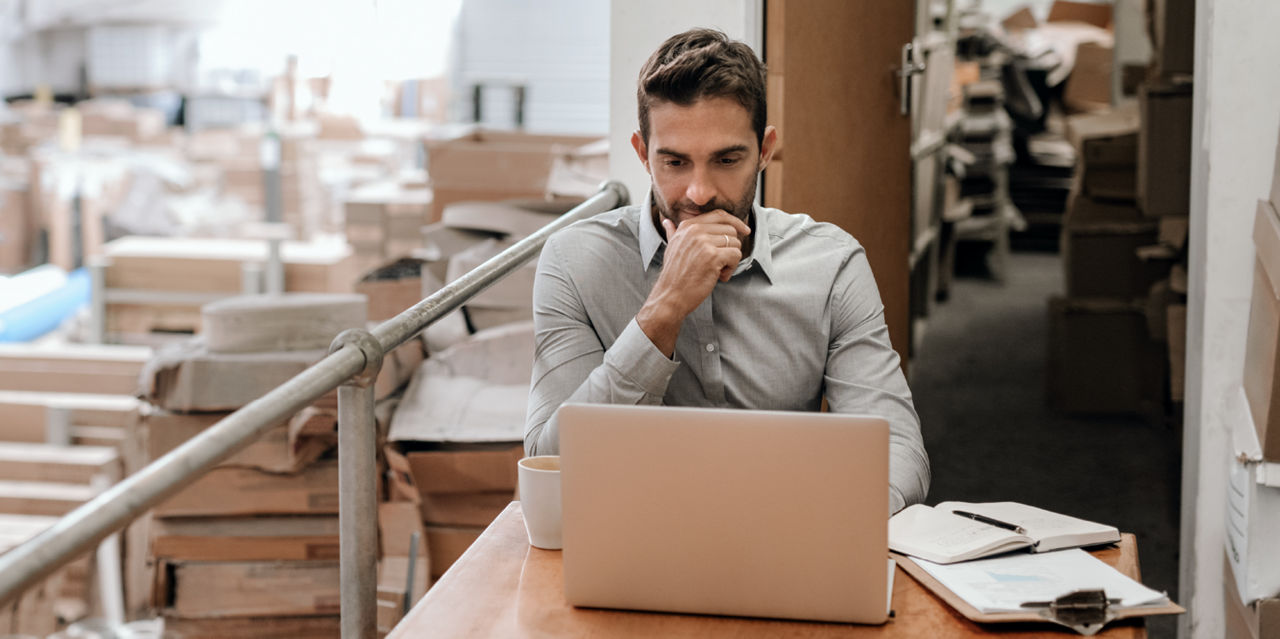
[631,131,651,174]
[758,125,778,171]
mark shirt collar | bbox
[637,189,777,284]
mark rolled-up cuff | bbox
[603,319,680,397]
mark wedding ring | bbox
[722,235,730,248]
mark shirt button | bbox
[705,343,716,353]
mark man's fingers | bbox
[678,210,751,237]
[661,218,676,238]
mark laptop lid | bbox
[558,403,890,624]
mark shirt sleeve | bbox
[824,247,931,515]
[524,234,680,456]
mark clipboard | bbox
[892,534,1184,636]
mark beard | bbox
[652,171,759,230]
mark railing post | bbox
[329,329,385,639]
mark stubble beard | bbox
[651,171,759,234]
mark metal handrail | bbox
[0,181,629,636]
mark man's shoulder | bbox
[760,207,864,253]
[543,205,641,261]
[552,205,639,242]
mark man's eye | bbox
[719,157,740,165]
[664,159,685,167]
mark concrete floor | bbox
[909,250,1182,639]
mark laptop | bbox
[557,403,893,624]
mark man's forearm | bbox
[525,319,680,456]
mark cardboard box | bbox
[0,343,150,396]
[1048,297,1165,416]
[0,390,138,444]
[150,516,340,562]
[160,615,340,639]
[1064,191,1144,226]
[343,182,432,259]
[0,179,30,273]
[1064,41,1114,113]
[1138,82,1193,217]
[0,559,63,638]
[103,236,356,295]
[153,459,339,518]
[420,491,513,527]
[143,409,332,474]
[1062,221,1163,299]
[424,128,600,222]
[446,239,535,310]
[1245,199,1280,461]
[424,525,484,579]
[1225,553,1280,639]
[158,560,340,618]
[0,480,97,516]
[0,442,119,484]
[405,444,523,494]
[142,341,328,412]
[1149,0,1195,78]
[1066,108,1139,201]
[357,258,428,321]
[201,293,367,354]
[1048,0,1112,28]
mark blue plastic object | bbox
[0,268,91,342]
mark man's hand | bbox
[636,211,751,357]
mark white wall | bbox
[455,0,610,134]
[607,0,761,206]
[1182,1,1280,637]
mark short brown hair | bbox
[637,28,767,147]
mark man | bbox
[524,28,929,513]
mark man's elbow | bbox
[524,422,557,457]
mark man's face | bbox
[631,97,777,231]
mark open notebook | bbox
[889,501,1120,564]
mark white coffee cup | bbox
[517,455,562,550]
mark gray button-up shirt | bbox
[525,193,929,513]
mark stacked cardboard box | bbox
[423,127,600,223]
[404,445,521,580]
[77,99,167,145]
[139,293,426,636]
[951,79,1019,279]
[28,146,134,272]
[1050,104,1185,417]
[0,522,67,638]
[0,167,32,273]
[100,235,357,339]
[343,181,433,272]
[193,125,328,240]
[0,101,58,156]
[1146,0,1195,79]
[386,319,534,581]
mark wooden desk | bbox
[390,503,1147,638]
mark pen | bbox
[951,510,1027,535]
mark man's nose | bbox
[685,166,715,207]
